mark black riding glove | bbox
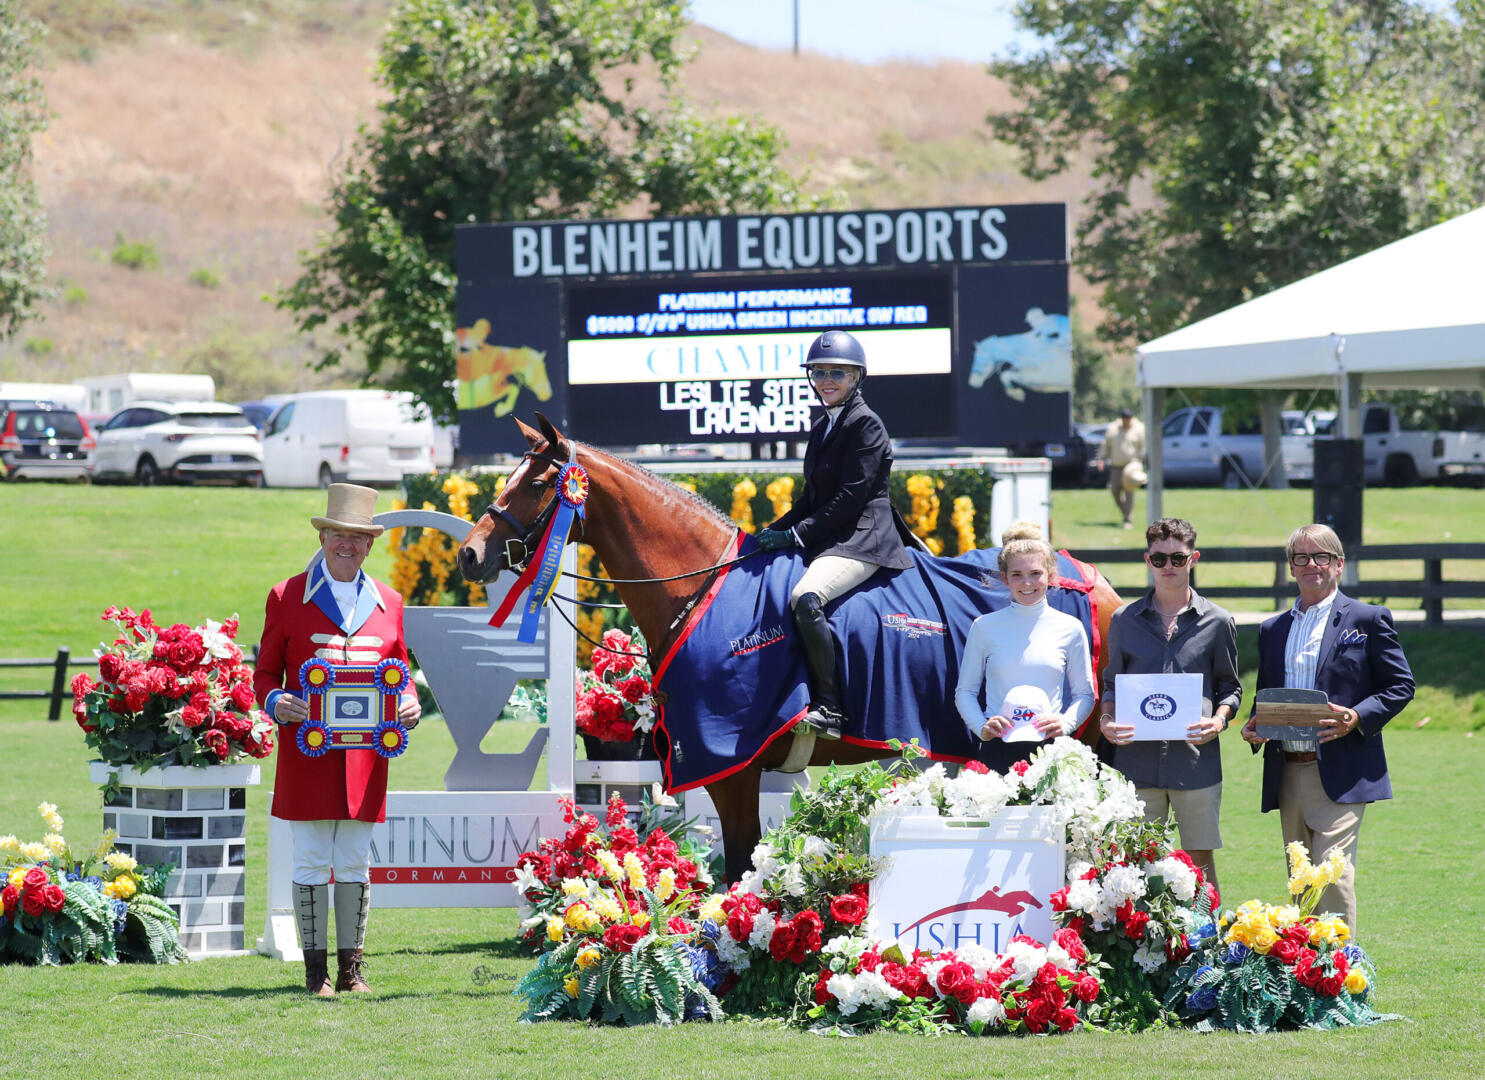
[756,528,797,552]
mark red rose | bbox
[768,920,798,962]
[856,946,882,973]
[616,675,649,704]
[1284,923,1312,947]
[249,731,274,757]
[1066,915,1087,935]
[1319,974,1345,997]
[98,653,124,683]
[203,728,230,760]
[123,688,149,713]
[722,891,763,916]
[575,694,595,732]
[603,923,646,953]
[230,682,256,711]
[935,961,974,1000]
[22,888,47,916]
[71,671,96,702]
[180,705,207,729]
[1011,760,1031,776]
[791,909,823,959]
[1270,938,1300,964]
[667,916,693,935]
[1166,933,1191,962]
[22,867,48,891]
[813,969,834,1005]
[1049,885,1070,913]
[1024,997,1055,1033]
[1295,950,1323,988]
[726,907,755,943]
[1123,909,1150,939]
[1075,974,1100,1003]
[1054,1007,1080,1032]
[608,827,640,855]
[962,760,990,774]
[1,884,17,915]
[42,883,66,913]
[879,961,910,992]
[830,892,868,926]
[1053,927,1087,964]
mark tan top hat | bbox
[311,483,385,536]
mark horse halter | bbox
[481,447,579,571]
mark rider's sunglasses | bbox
[1146,551,1192,568]
[1290,552,1337,567]
[808,367,852,383]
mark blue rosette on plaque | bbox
[373,718,409,759]
[299,658,335,695]
[374,657,412,695]
[297,717,331,757]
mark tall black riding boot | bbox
[792,592,845,740]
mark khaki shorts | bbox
[1137,783,1222,850]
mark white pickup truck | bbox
[1160,406,1309,487]
[1285,404,1485,485]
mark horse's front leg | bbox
[705,766,763,887]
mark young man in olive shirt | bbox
[1099,518,1241,893]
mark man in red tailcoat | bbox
[255,483,421,996]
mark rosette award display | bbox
[296,657,412,759]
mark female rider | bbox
[755,330,920,740]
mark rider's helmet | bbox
[804,330,867,375]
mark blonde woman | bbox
[955,522,1096,770]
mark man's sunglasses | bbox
[1146,552,1192,568]
[807,367,853,383]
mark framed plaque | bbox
[296,658,412,759]
[1253,688,1329,745]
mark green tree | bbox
[990,0,1485,352]
[280,0,816,419]
[0,0,50,338]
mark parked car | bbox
[0,403,93,481]
[259,389,436,488]
[89,401,262,486]
[1287,405,1485,485]
[1159,406,1308,486]
[1008,427,1088,487]
[236,399,286,431]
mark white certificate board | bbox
[1115,673,1203,740]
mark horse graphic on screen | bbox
[456,318,553,417]
[968,307,1072,401]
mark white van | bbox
[259,390,437,488]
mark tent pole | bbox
[1143,386,1164,524]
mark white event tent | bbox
[1134,205,1485,520]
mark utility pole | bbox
[793,0,800,56]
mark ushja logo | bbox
[896,885,1043,937]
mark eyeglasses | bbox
[807,367,853,383]
[1290,552,1337,567]
[1146,552,1192,568]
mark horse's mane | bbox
[567,439,737,534]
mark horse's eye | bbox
[528,478,546,492]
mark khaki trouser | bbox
[1107,468,1135,524]
[1278,761,1366,932]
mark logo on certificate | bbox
[1139,693,1177,722]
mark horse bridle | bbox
[481,448,581,572]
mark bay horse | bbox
[457,415,1122,884]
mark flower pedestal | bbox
[90,761,260,958]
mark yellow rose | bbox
[576,947,602,970]
[7,866,25,888]
[564,902,593,931]
[1249,926,1279,954]
[699,896,726,925]
[1344,969,1368,994]
[564,975,580,998]
[546,917,566,943]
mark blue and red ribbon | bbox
[489,463,588,642]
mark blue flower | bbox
[1191,921,1217,943]
[83,876,104,890]
[1186,985,1218,1012]
[110,899,128,932]
[699,918,721,942]
[1222,943,1251,964]
[1342,944,1364,963]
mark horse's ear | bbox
[514,417,543,450]
[534,412,569,457]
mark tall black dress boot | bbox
[792,592,844,740]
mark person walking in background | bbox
[255,484,422,996]
[1098,408,1146,528]
[1240,524,1413,931]
[955,521,1097,774]
[1098,518,1240,895]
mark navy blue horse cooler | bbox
[652,539,1103,792]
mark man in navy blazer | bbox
[1241,524,1413,930]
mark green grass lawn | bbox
[1,482,1483,1076]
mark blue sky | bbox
[686,0,1042,64]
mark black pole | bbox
[48,646,70,722]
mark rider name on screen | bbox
[659,379,816,436]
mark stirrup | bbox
[801,703,844,741]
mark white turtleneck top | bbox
[954,597,1096,740]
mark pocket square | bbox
[1337,628,1368,645]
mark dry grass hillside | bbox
[1,4,1100,401]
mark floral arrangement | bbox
[72,606,275,771]
[512,793,723,1025]
[904,474,944,555]
[575,628,655,744]
[0,803,187,965]
[1163,843,1387,1032]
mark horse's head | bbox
[457,413,573,584]
[517,349,554,402]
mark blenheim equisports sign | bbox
[455,204,1072,454]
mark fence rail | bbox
[1075,542,1485,626]
[0,648,91,721]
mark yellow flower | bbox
[576,947,602,971]
[592,895,623,922]
[19,842,48,862]
[952,495,976,554]
[564,902,595,931]
[630,908,651,929]
[655,868,677,902]
[699,896,726,925]
[623,852,646,891]
[564,975,580,998]
[1286,840,1313,877]
[595,850,622,883]
[6,867,25,889]
[104,875,137,900]
[0,835,19,854]
[1344,969,1368,994]
[1269,905,1300,929]
[730,478,757,534]
[37,802,63,832]
[765,477,794,519]
[105,852,137,872]
[546,917,566,943]
[1248,925,1279,954]
[92,829,118,862]
[44,833,67,856]
[561,877,589,897]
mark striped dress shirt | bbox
[1281,590,1336,751]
